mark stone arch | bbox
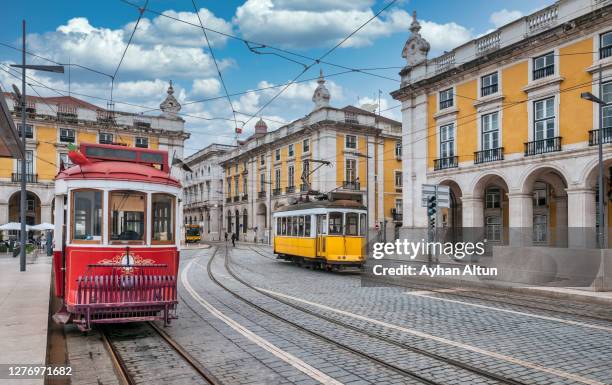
[518,163,569,194]
[469,171,510,199]
[438,179,462,242]
[8,190,41,225]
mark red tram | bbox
[52,143,181,331]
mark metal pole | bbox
[19,20,26,272]
[598,65,605,249]
[365,145,370,258]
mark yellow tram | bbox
[272,200,367,270]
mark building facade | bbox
[0,83,189,227]
[183,143,235,241]
[392,1,612,249]
[221,71,403,243]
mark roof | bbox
[340,105,400,126]
[3,92,103,111]
[274,199,366,213]
[56,161,181,188]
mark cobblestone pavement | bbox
[226,244,612,385]
[65,325,120,385]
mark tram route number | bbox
[0,365,72,379]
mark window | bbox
[234,177,239,195]
[394,171,402,187]
[17,150,34,175]
[291,216,297,236]
[440,123,455,159]
[533,215,548,242]
[72,190,102,242]
[59,153,73,169]
[603,82,612,133]
[243,176,247,195]
[260,155,265,166]
[288,144,294,157]
[110,191,145,243]
[533,183,547,207]
[99,132,113,144]
[304,215,311,237]
[276,217,281,235]
[235,163,238,173]
[302,160,310,182]
[439,88,453,109]
[275,169,281,190]
[481,72,498,97]
[485,188,501,209]
[243,160,247,170]
[486,216,502,242]
[395,199,403,213]
[600,31,612,59]
[260,173,266,192]
[135,137,148,148]
[359,213,366,236]
[345,158,356,182]
[482,112,500,150]
[152,194,174,243]
[26,198,35,211]
[60,128,75,143]
[534,97,555,141]
[17,124,33,139]
[227,178,231,195]
[303,138,310,153]
[395,141,402,158]
[345,213,359,236]
[287,165,295,187]
[533,52,554,80]
[243,210,247,233]
[297,216,304,236]
[275,149,281,161]
[345,134,357,149]
[328,212,343,235]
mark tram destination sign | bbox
[421,184,450,208]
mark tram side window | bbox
[72,190,102,241]
[291,216,298,236]
[276,218,281,235]
[298,216,304,236]
[152,194,174,243]
[281,217,287,236]
[345,213,359,236]
[359,213,366,236]
[110,191,145,242]
[304,216,311,236]
[329,212,343,235]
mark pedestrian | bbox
[224,232,228,242]
[231,232,236,247]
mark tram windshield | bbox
[152,194,175,243]
[110,191,145,242]
[72,190,102,241]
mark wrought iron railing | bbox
[225,197,232,203]
[342,181,360,190]
[242,194,248,201]
[285,186,295,194]
[233,196,240,202]
[474,147,504,164]
[589,128,612,146]
[272,188,281,196]
[533,65,554,80]
[258,191,266,198]
[433,156,458,170]
[392,211,403,222]
[524,137,562,156]
[12,173,37,183]
[300,184,309,192]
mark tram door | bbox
[316,214,327,257]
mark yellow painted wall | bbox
[560,38,593,144]
[383,137,402,218]
[456,80,477,163]
[358,136,367,188]
[36,125,57,181]
[280,147,288,189]
[501,61,529,154]
[427,94,437,169]
[335,134,344,183]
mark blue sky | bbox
[0,0,552,154]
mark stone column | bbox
[462,195,484,243]
[40,204,52,224]
[554,195,568,247]
[566,187,597,248]
[507,192,533,246]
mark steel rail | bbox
[238,245,531,385]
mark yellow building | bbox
[0,83,189,226]
[392,1,612,251]
[220,71,402,243]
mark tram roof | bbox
[56,161,181,188]
[274,199,366,213]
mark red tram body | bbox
[52,143,182,331]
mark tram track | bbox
[248,244,612,323]
[99,321,222,385]
[207,245,446,385]
[227,246,531,385]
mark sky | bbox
[0,0,553,155]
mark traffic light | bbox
[427,195,437,216]
[429,216,436,231]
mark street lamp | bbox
[10,20,64,272]
[581,88,607,249]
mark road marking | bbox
[258,287,606,385]
[405,289,464,296]
[406,291,612,333]
[182,260,343,385]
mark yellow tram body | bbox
[272,200,367,270]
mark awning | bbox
[0,93,24,159]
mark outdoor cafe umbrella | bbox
[30,223,54,231]
[0,222,31,231]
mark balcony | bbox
[391,209,403,222]
[285,186,295,194]
[589,128,612,146]
[242,194,248,201]
[258,191,266,198]
[272,188,281,196]
[480,84,498,97]
[233,196,240,202]
[300,184,309,192]
[601,46,612,60]
[433,156,458,171]
[533,65,554,80]
[524,137,562,156]
[342,181,360,190]
[474,147,504,164]
[12,173,37,183]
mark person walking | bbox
[231,232,236,247]
[224,232,228,242]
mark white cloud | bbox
[489,9,523,28]
[27,17,232,79]
[191,78,221,96]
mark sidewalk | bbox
[0,252,52,385]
